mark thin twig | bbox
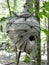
[7,0,12,16]
[13,0,16,11]
[16,51,21,65]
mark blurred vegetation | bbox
[0,0,49,64]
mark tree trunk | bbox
[47,18,49,65]
[35,0,41,65]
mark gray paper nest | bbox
[7,0,40,53]
[6,12,40,54]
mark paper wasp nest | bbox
[6,1,40,54]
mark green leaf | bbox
[38,12,43,18]
[30,8,35,14]
[0,17,7,21]
[45,7,49,11]
[42,29,49,36]
[24,55,30,63]
[28,0,35,6]
[28,2,33,7]
[45,2,49,6]
[44,2,49,11]
[0,16,14,22]
[43,11,49,17]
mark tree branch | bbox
[7,0,12,16]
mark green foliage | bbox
[28,0,35,6]
[0,17,7,21]
[36,1,49,18]
[30,8,35,14]
[42,11,49,17]
[45,2,49,6]
[27,0,35,15]
[42,28,49,36]
[45,7,49,11]
[38,12,43,18]
[24,55,30,63]
[38,11,49,18]
[44,2,49,11]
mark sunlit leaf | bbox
[30,8,35,14]
[45,7,49,11]
[42,29,49,36]
[38,12,43,18]
[24,55,30,63]
[43,11,49,17]
[45,2,49,6]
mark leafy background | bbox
[0,0,49,64]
